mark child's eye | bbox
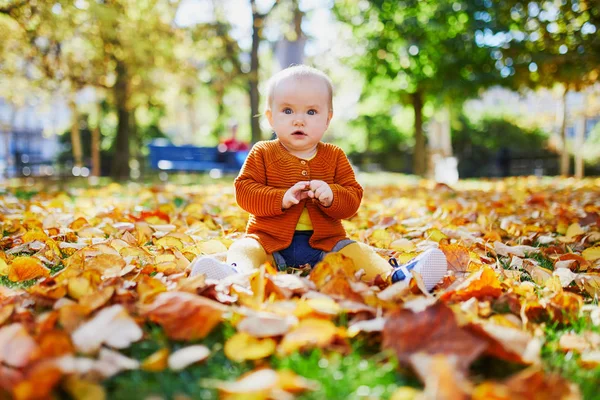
[283,108,292,114]
[307,109,317,115]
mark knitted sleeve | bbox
[234,145,286,217]
[319,149,363,219]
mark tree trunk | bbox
[249,0,262,144]
[412,91,426,176]
[559,87,570,176]
[574,115,585,178]
[112,60,131,180]
[69,97,83,168]
[212,87,226,141]
[91,103,101,177]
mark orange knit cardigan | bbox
[234,139,363,253]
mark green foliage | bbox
[271,339,417,400]
[104,323,252,400]
[333,0,500,102]
[103,323,417,400]
[484,1,600,91]
[452,115,554,177]
[543,318,600,400]
[0,275,38,289]
[527,252,554,271]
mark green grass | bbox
[102,324,417,400]
[543,317,600,400]
[104,323,253,400]
[527,252,554,271]
[0,275,38,289]
[271,338,418,400]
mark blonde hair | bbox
[264,65,333,113]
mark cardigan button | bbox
[300,160,306,165]
[301,170,308,176]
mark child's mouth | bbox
[292,131,306,136]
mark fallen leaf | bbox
[278,318,341,356]
[440,243,470,273]
[382,303,487,373]
[0,324,39,368]
[410,353,471,400]
[141,348,169,372]
[8,256,50,282]
[440,266,503,302]
[71,304,143,353]
[143,291,226,340]
[224,332,277,362]
[168,345,210,371]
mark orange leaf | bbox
[8,257,50,282]
[13,362,62,400]
[440,266,502,303]
[69,217,90,231]
[36,330,74,359]
[440,244,470,273]
[143,292,226,341]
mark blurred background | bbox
[0,0,598,183]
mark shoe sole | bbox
[413,248,448,291]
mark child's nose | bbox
[293,118,305,126]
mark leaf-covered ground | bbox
[1,176,600,400]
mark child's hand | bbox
[282,181,311,209]
[308,180,333,207]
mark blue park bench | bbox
[148,139,248,173]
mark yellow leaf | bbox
[224,332,276,362]
[141,348,170,372]
[278,318,340,355]
[390,387,422,400]
[582,246,600,262]
[62,376,106,400]
[8,256,50,282]
[566,223,584,239]
[22,230,50,243]
[197,240,228,255]
[389,238,416,252]
[426,228,448,243]
[155,236,184,251]
[0,258,9,276]
[370,229,392,248]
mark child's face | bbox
[266,76,332,154]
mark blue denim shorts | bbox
[272,231,354,271]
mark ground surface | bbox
[1,175,600,399]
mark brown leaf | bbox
[466,323,541,364]
[382,303,487,373]
[440,243,470,273]
[472,368,580,400]
[143,291,226,341]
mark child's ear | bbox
[265,109,273,126]
[326,110,333,127]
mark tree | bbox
[483,0,600,177]
[334,0,500,176]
